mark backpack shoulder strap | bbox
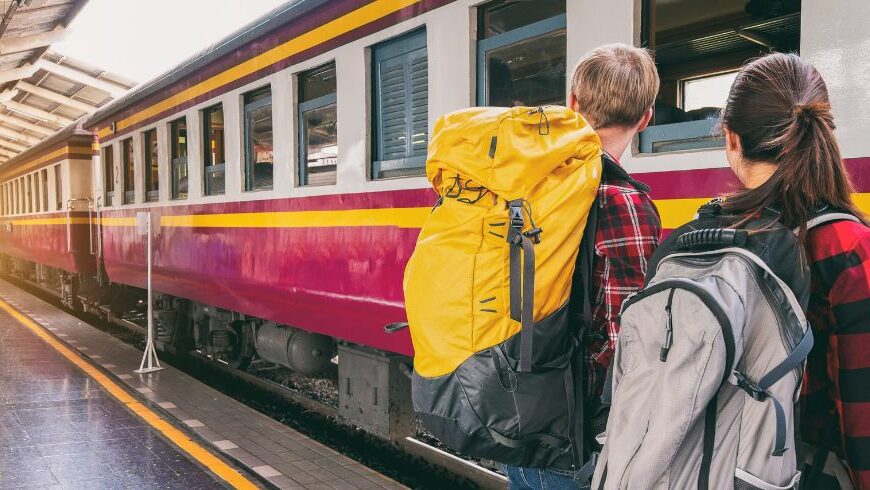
[807,211,861,231]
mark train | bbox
[1,0,868,444]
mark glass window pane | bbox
[41,170,48,212]
[26,175,32,213]
[171,118,187,160]
[205,165,225,196]
[122,139,134,203]
[203,105,225,196]
[484,29,566,106]
[479,0,565,38]
[143,129,159,201]
[301,63,337,103]
[54,168,61,210]
[640,0,800,152]
[170,118,188,199]
[301,104,337,186]
[244,88,273,191]
[103,145,114,205]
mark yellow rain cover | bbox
[405,106,602,378]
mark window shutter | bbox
[373,29,428,178]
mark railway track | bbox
[1,272,507,490]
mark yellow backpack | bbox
[403,106,602,469]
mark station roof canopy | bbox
[0,0,136,164]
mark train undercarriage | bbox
[0,254,415,444]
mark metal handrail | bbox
[66,198,93,255]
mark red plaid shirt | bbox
[803,219,870,489]
[583,155,661,396]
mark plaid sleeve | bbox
[591,187,661,367]
[825,233,870,489]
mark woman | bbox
[720,52,869,489]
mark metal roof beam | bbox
[0,138,28,153]
[1,100,73,126]
[0,113,55,136]
[0,63,38,84]
[16,81,97,113]
[0,125,41,145]
[35,60,129,97]
[0,27,66,55]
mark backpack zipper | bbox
[660,288,676,362]
[622,279,735,387]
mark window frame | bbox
[297,62,338,187]
[371,28,429,180]
[142,128,159,202]
[41,169,48,213]
[103,145,115,207]
[169,117,188,200]
[242,86,274,192]
[201,104,226,196]
[475,11,567,106]
[121,138,135,204]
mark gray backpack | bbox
[592,205,859,490]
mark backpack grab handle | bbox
[675,228,748,250]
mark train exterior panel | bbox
[81,0,870,360]
[0,130,96,276]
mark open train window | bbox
[34,172,41,213]
[54,166,62,211]
[476,0,566,106]
[169,117,188,199]
[26,174,32,214]
[143,129,159,202]
[372,28,428,180]
[103,145,115,206]
[298,62,337,187]
[121,138,134,204]
[41,170,48,213]
[640,0,800,153]
[202,104,225,196]
[14,179,19,214]
[243,86,273,192]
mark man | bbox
[503,43,662,489]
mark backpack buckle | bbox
[731,370,769,401]
[508,202,525,229]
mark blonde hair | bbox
[570,43,659,129]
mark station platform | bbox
[0,279,406,490]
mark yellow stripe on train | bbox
[4,194,869,230]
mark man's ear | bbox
[568,92,580,112]
[636,107,654,133]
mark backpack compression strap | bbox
[508,200,540,373]
[728,327,815,456]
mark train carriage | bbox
[0,125,97,306]
[3,0,867,444]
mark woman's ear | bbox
[568,92,580,112]
[724,126,742,154]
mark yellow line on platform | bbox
[0,296,259,490]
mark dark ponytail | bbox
[721,53,865,232]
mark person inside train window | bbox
[640,0,800,153]
[243,86,273,191]
[298,62,337,187]
[502,43,662,489]
[476,0,566,107]
[121,138,134,204]
[718,53,870,490]
[143,128,159,202]
[202,104,225,196]
[371,29,428,179]
[170,117,188,199]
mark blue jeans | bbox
[503,465,580,490]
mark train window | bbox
[103,145,115,206]
[1,184,5,216]
[34,173,41,213]
[26,175,32,214]
[14,180,19,214]
[243,87,273,192]
[372,29,428,180]
[298,62,337,187]
[41,170,48,213]
[54,166,62,211]
[476,0,566,106]
[202,104,225,196]
[122,138,135,204]
[143,129,159,202]
[640,0,800,153]
[169,117,188,199]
